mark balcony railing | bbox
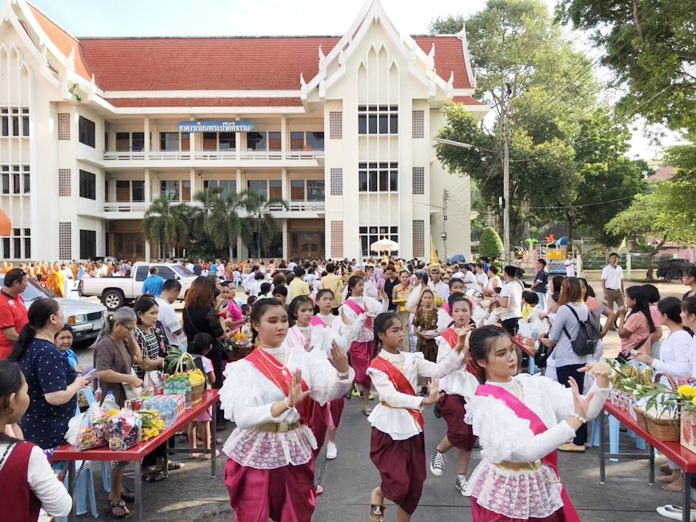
[104,202,149,213]
[268,201,326,212]
[103,150,324,161]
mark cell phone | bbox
[81,368,97,379]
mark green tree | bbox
[558,0,696,132]
[240,191,288,258]
[479,227,505,260]
[193,187,244,261]
[143,195,190,258]
[429,15,464,34]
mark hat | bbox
[4,268,27,287]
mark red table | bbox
[601,402,696,522]
[53,390,219,521]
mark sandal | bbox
[143,470,166,482]
[315,484,324,496]
[363,407,373,416]
[351,386,361,398]
[369,504,385,522]
[109,499,131,519]
[120,488,135,503]
[167,461,184,471]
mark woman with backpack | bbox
[538,277,599,453]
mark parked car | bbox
[656,258,693,281]
[78,262,196,311]
[0,276,106,345]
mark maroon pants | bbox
[369,428,426,515]
[349,340,374,389]
[224,458,316,522]
[439,393,476,451]
[308,402,330,456]
[472,499,565,521]
[329,397,345,429]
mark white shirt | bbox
[499,280,524,320]
[601,264,623,290]
[564,259,575,277]
[155,296,186,349]
[652,329,693,378]
[428,280,450,302]
[486,275,502,292]
[476,272,489,288]
[462,271,478,290]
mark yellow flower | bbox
[691,397,696,407]
[678,385,696,398]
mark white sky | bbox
[2,0,683,160]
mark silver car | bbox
[0,276,107,346]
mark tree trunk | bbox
[228,244,234,263]
[256,218,262,259]
[566,211,574,244]
[645,238,666,281]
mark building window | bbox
[132,180,145,202]
[1,165,8,194]
[203,132,217,151]
[79,170,96,200]
[58,113,70,140]
[0,228,30,259]
[412,110,424,139]
[359,226,398,257]
[290,180,304,201]
[329,112,342,139]
[306,180,324,201]
[413,220,425,258]
[116,132,130,151]
[269,180,282,200]
[23,228,31,259]
[412,167,425,195]
[331,221,343,258]
[80,230,97,259]
[58,169,71,197]
[160,180,190,202]
[203,179,236,197]
[78,116,96,148]
[358,105,398,135]
[247,180,268,200]
[358,162,398,192]
[160,132,183,151]
[247,132,281,151]
[21,166,29,194]
[113,180,145,202]
[59,222,72,260]
[330,168,342,196]
[1,109,7,137]
[21,108,29,137]
[115,132,145,151]
[290,131,324,151]
[219,132,236,151]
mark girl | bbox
[188,332,216,459]
[437,278,467,331]
[413,289,439,363]
[0,360,72,520]
[617,285,656,359]
[340,275,387,416]
[220,298,354,522]
[392,270,412,351]
[466,325,611,521]
[288,295,315,352]
[578,278,616,339]
[682,265,696,300]
[430,293,479,496]
[55,325,79,371]
[366,312,468,522]
[642,283,664,354]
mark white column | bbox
[281,115,287,161]
[144,117,150,160]
[236,168,242,194]
[189,116,195,161]
[282,220,288,259]
[236,132,242,160]
[145,240,151,262]
[144,169,151,202]
[281,168,288,201]
[190,168,196,199]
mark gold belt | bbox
[496,460,542,472]
[255,422,301,433]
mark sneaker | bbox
[429,450,445,476]
[455,474,471,497]
[656,504,696,521]
[559,442,586,453]
[326,442,338,460]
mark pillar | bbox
[144,117,150,159]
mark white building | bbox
[0,0,486,262]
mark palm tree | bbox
[193,187,244,261]
[143,195,190,258]
[240,189,289,258]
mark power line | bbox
[526,195,636,210]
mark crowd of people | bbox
[2,256,696,521]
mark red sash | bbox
[345,299,373,330]
[475,384,581,522]
[441,328,484,383]
[369,356,424,429]
[246,349,313,425]
[310,315,327,328]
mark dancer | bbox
[340,275,387,416]
[430,293,479,496]
[220,298,354,522]
[465,325,611,521]
[366,312,468,522]
[392,270,412,351]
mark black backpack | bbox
[562,305,600,356]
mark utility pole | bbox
[501,84,511,262]
[441,189,449,262]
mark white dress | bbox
[339,296,386,343]
[435,333,480,399]
[367,349,465,440]
[220,344,354,469]
[465,374,610,519]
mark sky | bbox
[1,0,682,160]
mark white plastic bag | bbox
[65,411,85,446]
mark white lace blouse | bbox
[465,374,610,518]
[339,296,387,343]
[220,343,354,469]
[367,349,466,440]
[435,334,480,398]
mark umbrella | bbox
[0,209,10,236]
[371,238,399,252]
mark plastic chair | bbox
[55,461,99,520]
[590,412,647,461]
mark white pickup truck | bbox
[78,262,197,311]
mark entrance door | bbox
[291,232,324,259]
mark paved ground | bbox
[71,277,689,520]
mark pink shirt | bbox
[227,300,244,323]
[621,312,651,355]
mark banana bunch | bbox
[138,410,165,441]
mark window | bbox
[22,166,29,193]
[330,168,342,196]
[12,165,19,194]
[0,108,28,138]
[58,113,70,140]
[269,132,281,151]
[306,180,324,201]
[79,170,96,199]
[80,230,97,259]
[331,221,343,258]
[290,131,324,150]
[116,181,130,202]
[160,180,190,201]
[329,112,342,139]
[247,180,268,200]
[290,180,304,201]
[291,132,304,151]
[219,132,236,151]
[59,169,71,197]
[269,180,282,200]
[247,132,281,151]
[11,108,19,137]
[132,132,145,151]
[203,179,236,197]
[1,238,8,259]
[203,132,217,151]
[0,228,30,259]
[358,162,398,192]
[412,167,425,195]
[116,132,130,151]
[160,132,180,151]
[132,180,145,202]
[413,220,425,257]
[358,105,398,135]
[113,180,144,202]
[24,228,30,259]
[78,116,96,148]
[359,226,398,257]
[412,110,424,139]
[1,165,8,194]
[1,109,7,137]
[59,222,72,260]
[21,108,29,137]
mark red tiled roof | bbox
[108,97,303,107]
[452,96,487,106]
[648,166,675,183]
[412,36,472,89]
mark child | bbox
[413,289,439,363]
[272,284,289,305]
[54,325,79,371]
[287,296,314,351]
[188,332,216,459]
[366,312,467,522]
[0,360,72,520]
[521,291,544,323]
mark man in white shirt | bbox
[601,252,624,313]
[497,265,524,335]
[156,279,187,349]
[428,265,450,303]
[461,264,478,291]
[474,263,489,289]
[564,253,576,277]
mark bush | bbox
[479,227,504,260]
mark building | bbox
[0,0,487,262]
